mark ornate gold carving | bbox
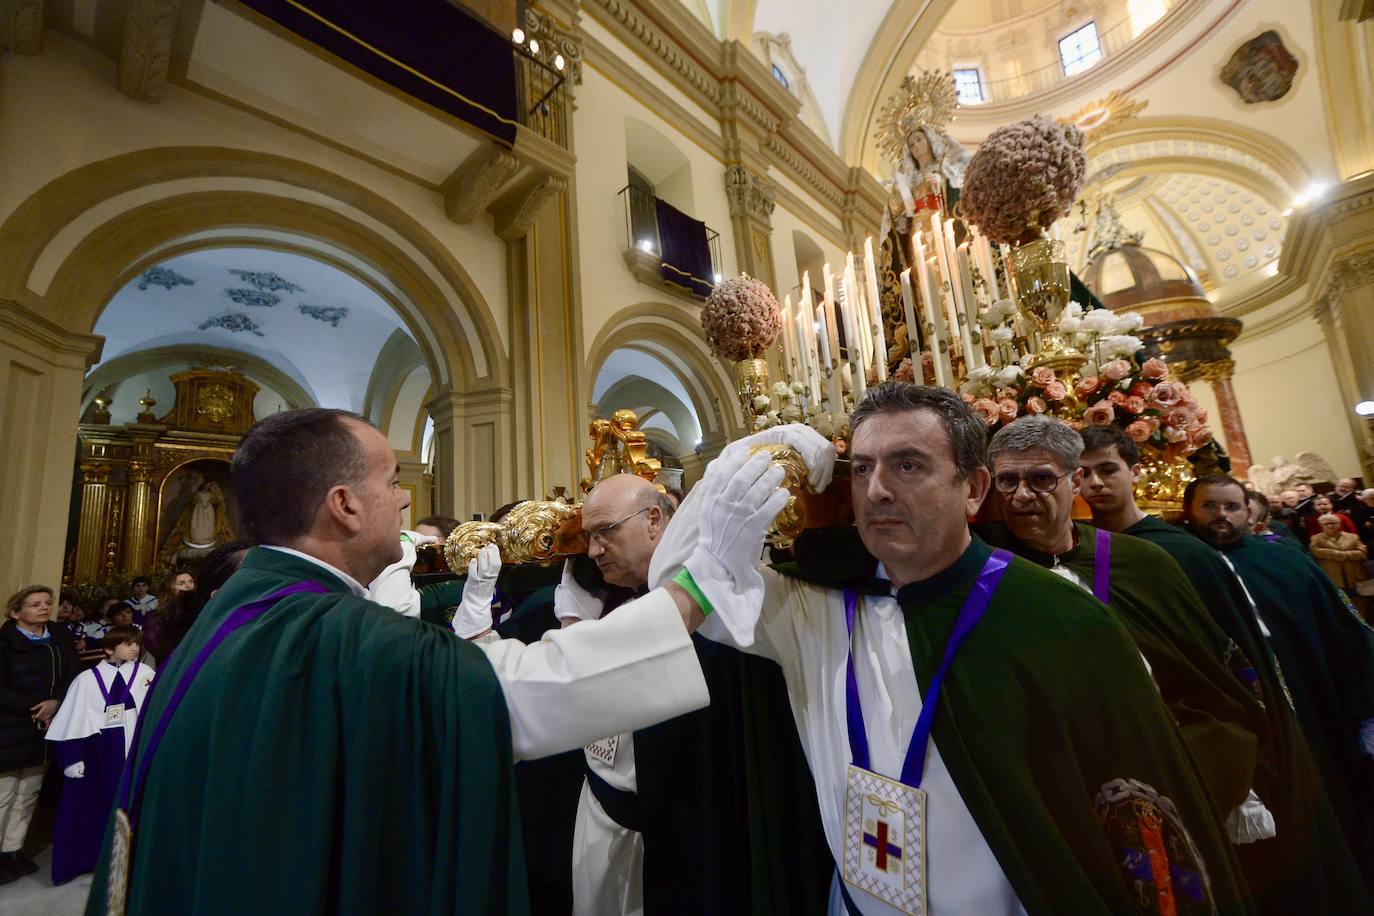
[197,384,234,424]
[126,461,155,484]
[875,71,958,166]
[581,410,662,492]
[443,143,520,224]
[80,461,111,485]
[1061,91,1148,142]
[167,368,259,433]
[118,0,179,103]
[443,501,584,568]
[444,521,503,570]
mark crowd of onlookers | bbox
[1263,479,1374,614]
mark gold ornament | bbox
[443,501,585,569]
[1135,447,1194,520]
[875,71,958,167]
[1007,238,1084,373]
[733,358,771,421]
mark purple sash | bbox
[1093,527,1112,605]
[117,581,327,831]
[843,548,1013,787]
[93,664,140,712]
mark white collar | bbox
[260,545,368,597]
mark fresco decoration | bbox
[1220,31,1298,104]
[198,312,267,336]
[298,304,349,327]
[137,266,195,291]
[228,269,306,294]
[224,287,281,308]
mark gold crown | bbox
[875,71,958,166]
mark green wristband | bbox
[672,568,713,617]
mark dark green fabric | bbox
[896,537,1254,915]
[1216,535,1374,890]
[85,547,527,916]
[1124,516,1373,911]
[981,521,1267,816]
[417,577,466,620]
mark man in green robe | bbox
[1183,474,1374,891]
[650,384,1255,914]
[1078,425,1372,911]
[85,408,788,915]
[983,417,1268,829]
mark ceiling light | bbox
[638,239,655,253]
[528,39,540,54]
[1281,208,1293,217]
[553,54,565,71]
[713,273,723,283]
[511,28,524,44]
[1356,401,1374,417]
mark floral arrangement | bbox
[960,306,1214,458]
[959,115,1087,246]
[701,274,782,362]
[753,380,851,442]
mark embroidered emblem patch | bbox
[1096,778,1215,915]
[842,765,927,916]
[1222,639,1264,705]
[585,734,619,768]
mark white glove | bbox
[715,423,836,492]
[451,544,502,639]
[64,762,85,779]
[367,532,424,618]
[407,531,439,547]
[1225,790,1276,844]
[555,560,603,625]
[682,449,789,647]
[1360,718,1374,757]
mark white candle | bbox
[821,264,845,411]
[956,244,983,368]
[843,254,868,398]
[863,238,888,380]
[899,269,923,382]
[924,253,954,388]
[929,218,961,375]
[799,271,822,405]
[780,294,796,383]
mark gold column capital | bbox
[1198,359,1237,384]
[127,461,155,483]
[79,461,111,485]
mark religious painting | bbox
[1219,31,1298,104]
[157,459,239,568]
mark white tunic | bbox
[650,496,1025,916]
[46,660,154,752]
[572,734,643,916]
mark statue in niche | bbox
[158,461,237,565]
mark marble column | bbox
[1201,360,1253,476]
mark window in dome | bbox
[1059,22,1102,77]
[771,64,790,92]
[953,68,984,105]
[1128,0,1167,37]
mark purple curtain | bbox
[654,198,714,297]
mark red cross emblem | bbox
[863,819,903,872]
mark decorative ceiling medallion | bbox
[875,71,958,166]
[298,304,349,327]
[1220,31,1298,104]
[196,384,235,424]
[224,288,281,308]
[199,312,266,336]
[1062,91,1147,142]
[228,269,305,294]
[137,266,195,291]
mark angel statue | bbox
[1247,453,1339,496]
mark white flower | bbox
[991,326,1015,344]
[969,365,996,384]
[995,365,1023,387]
[1073,331,1096,349]
[790,380,806,396]
[1058,314,1082,334]
[1100,335,1143,358]
[753,395,772,411]
[772,381,791,398]
[780,403,804,422]
[1117,311,1145,331]
[1064,302,1084,319]
[1080,309,1117,334]
[985,298,1018,324]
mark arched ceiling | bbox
[93,247,415,413]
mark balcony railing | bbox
[618,184,722,299]
[514,44,568,149]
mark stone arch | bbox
[0,146,507,391]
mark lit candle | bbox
[863,238,888,380]
[899,269,923,381]
[780,294,796,383]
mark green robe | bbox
[981,522,1268,817]
[1214,534,1374,889]
[1124,516,1372,911]
[785,531,1253,914]
[85,547,527,915]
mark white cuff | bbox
[683,549,764,649]
[1226,790,1276,844]
[63,761,85,779]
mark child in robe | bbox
[44,625,153,884]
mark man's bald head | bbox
[582,474,675,588]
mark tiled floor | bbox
[0,845,90,916]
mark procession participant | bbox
[1183,475,1374,890]
[84,407,786,916]
[451,473,831,915]
[1079,425,1372,912]
[650,383,1255,915]
[46,625,152,884]
[123,578,156,625]
[985,416,1267,825]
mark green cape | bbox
[85,547,527,915]
[981,521,1267,816]
[1124,516,1372,911]
[1215,534,1374,890]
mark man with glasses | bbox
[1183,474,1374,892]
[650,384,1256,914]
[1079,425,1372,912]
[984,417,1268,838]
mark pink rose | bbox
[997,398,1019,423]
[1102,359,1132,381]
[1075,376,1101,398]
[1165,407,1192,430]
[1195,407,1208,423]
[961,392,976,404]
[1044,380,1067,401]
[1163,426,1188,443]
[1188,424,1212,447]
[1108,390,1127,406]
[1130,381,1154,399]
[1124,396,1146,415]
[1144,417,1160,436]
[1141,357,1168,380]
[997,387,1020,399]
[971,397,1000,426]
[1029,366,1056,388]
[1125,420,1152,443]
[1084,401,1115,426]
[1150,382,1182,408]
[1026,396,1048,415]
[893,357,915,383]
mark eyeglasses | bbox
[586,506,651,547]
[993,470,1072,495]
